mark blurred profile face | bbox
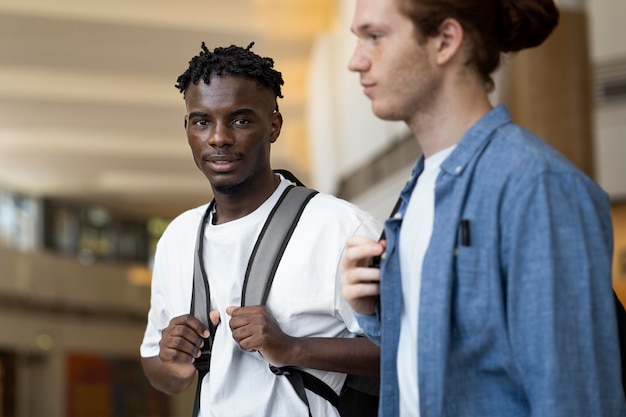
[348,0,442,122]
[184,76,281,195]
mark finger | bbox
[227,306,263,332]
[227,306,250,332]
[171,314,210,339]
[342,265,381,289]
[228,319,258,352]
[209,310,221,328]
[345,234,378,250]
[341,243,384,273]
[235,332,259,352]
[160,331,203,362]
[342,275,380,298]
[351,264,381,281]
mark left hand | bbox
[226,305,296,367]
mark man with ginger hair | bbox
[341,0,626,415]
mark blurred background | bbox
[0,0,625,415]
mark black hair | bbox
[175,42,284,107]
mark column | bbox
[499,0,593,177]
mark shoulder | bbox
[157,204,209,247]
[482,125,610,217]
[469,106,582,177]
[296,190,381,240]
[306,190,375,220]
[485,123,603,194]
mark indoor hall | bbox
[0,0,625,415]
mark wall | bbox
[307,0,409,195]
[587,0,626,297]
[588,0,626,199]
[0,245,194,416]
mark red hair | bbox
[399,0,559,90]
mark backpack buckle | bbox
[269,365,290,376]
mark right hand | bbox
[340,235,386,315]
[158,312,219,379]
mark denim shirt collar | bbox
[440,104,512,177]
[393,104,512,220]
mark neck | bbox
[211,171,279,224]
[407,79,493,158]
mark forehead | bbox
[184,75,275,112]
[351,0,406,30]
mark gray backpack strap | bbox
[191,200,216,417]
[240,184,318,416]
[241,185,318,306]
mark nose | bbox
[208,122,233,147]
[348,43,369,73]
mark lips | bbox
[361,82,376,96]
[204,154,240,172]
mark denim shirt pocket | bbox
[452,245,491,338]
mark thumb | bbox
[209,310,221,327]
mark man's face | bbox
[348,0,441,122]
[184,76,281,195]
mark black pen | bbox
[459,219,470,246]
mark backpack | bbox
[615,291,626,397]
[190,170,379,417]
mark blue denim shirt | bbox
[356,105,626,416]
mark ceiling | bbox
[0,0,334,220]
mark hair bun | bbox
[499,0,560,52]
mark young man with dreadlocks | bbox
[140,43,381,417]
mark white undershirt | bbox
[397,146,455,416]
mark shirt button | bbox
[381,252,387,260]
[455,165,463,174]
[393,212,402,219]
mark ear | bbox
[270,111,283,143]
[434,18,464,66]
[184,114,188,130]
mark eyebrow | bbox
[188,108,257,119]
[352,22,388,36]
[188,111,208,119]
[230,108,256,117]
[351,23,371,34]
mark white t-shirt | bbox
[141,176,381,417]
[398,146,456,417]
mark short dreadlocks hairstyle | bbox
[175,42,284,109]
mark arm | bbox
[505,171,623,416]
[227,305,380,378]
[141,314,212,395]
[141,356,195,395]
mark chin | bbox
[372,105,405,122]
[369,97,399,119]
[212,182,243,195]
[209,173,249,196]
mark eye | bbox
[193,119,209,126]
[233,118,250,127]
[368,32,382,43]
